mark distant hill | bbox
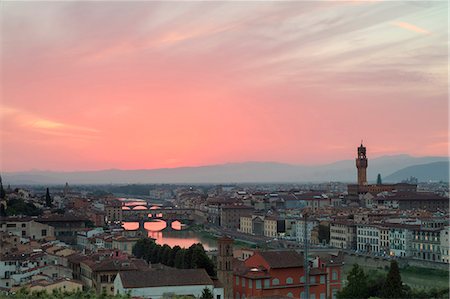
[384,161,449,183]
[2,155,448,185]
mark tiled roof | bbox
[119,268,213,288]
[256,251,304,269]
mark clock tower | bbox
[356,142,368,186]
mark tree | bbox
[337,264,369,299]
[200,287,214,299]
[174,249,185,269]
[45,188,53,207]
[0,203,6,217]
[318,224,330,244]
[377,174,382,185]
[382,260,407,298]
[0,175,5,200]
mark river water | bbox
[119,198,217,250]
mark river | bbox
[119,198,217,250]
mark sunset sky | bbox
[1,1,448,172]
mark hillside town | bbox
[0,144,448,299]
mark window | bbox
[332,271,338,280]
[320,275,325,284]
[320,293,325,299]
[22,223,26,228]
[216,296,221,299]
[332,288,338,299]
[242,278,245,287]
[287,293,293,298]
[301,292,306,299]
[286,277,293,284]
[300,276,305,283]
[310,294,316,299]
[310,276,316,284]
[41,229,47,237]
[236,276,239,285]
[272,278,279,285]
[264,279,270,288]
[248,279,252,289]
[256,280,261,289]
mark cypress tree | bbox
[45,188,52,207]
[377,173,382,185]
[382,260,405,298]
[337,264,369,299]
[0,175,5,200]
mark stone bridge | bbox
[122,207,196,222]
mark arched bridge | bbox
[122,207,196,221]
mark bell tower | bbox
[217,236,234,299]
[356,142,368,185]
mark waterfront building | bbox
[220,204,254,230]
[411,228,442,262]
[440,226,450,263]
[388,225,414,257]
[295,218,319,245]
[356,224,381,253]
[330,221,357,250]
[105,199,123,224]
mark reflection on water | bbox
[122,221,217,250]
[133,206,147,210]
[123,222,139,230]
[144,220,167,231]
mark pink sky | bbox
[1,1,448,172]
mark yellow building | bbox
[264,217,278,238]
[239,216,253,234]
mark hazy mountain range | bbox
[2,155,449,185]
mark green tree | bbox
[0,175,5,200]
[169,245,181,267]
[6,198,42,216]
[200,287,214,299]
[318,224,330,244]
[382,260,407,298]
[337,264,369,299]
[174,249,185,268]
[0,203,6,217]
[45,188,53,207]
[377,174,382,185]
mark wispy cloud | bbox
[1,105,99,139]
[392,21,431,35]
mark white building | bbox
[295,218,318,245]
[440,226,449,263]
[389,226,413,257]
[356,225,381,253]
[114,268,224,299]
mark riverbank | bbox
[190,225,258,249]
[343,263,449,290]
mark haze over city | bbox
[1,1,448,172]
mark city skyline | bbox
[1,1,448,172]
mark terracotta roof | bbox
[88,259,148,272]
[256,251,304,269]
[118,269,213,288]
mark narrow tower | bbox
[217,236,234,299]
[356,142,368,185]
